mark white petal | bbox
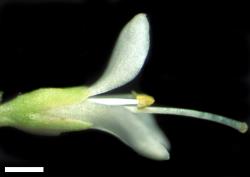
[47,100,169,160]
[135,113,171,150]
[90,13,150,96]
[91,94,171,149]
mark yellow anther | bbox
[134,92,155,109]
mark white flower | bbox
[0,13,247,161]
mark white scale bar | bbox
[5,167,44,172]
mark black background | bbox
[0,1,249,176]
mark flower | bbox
[0,13,248,161]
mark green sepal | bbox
[0,86,92,135]
[15,113,93,136]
